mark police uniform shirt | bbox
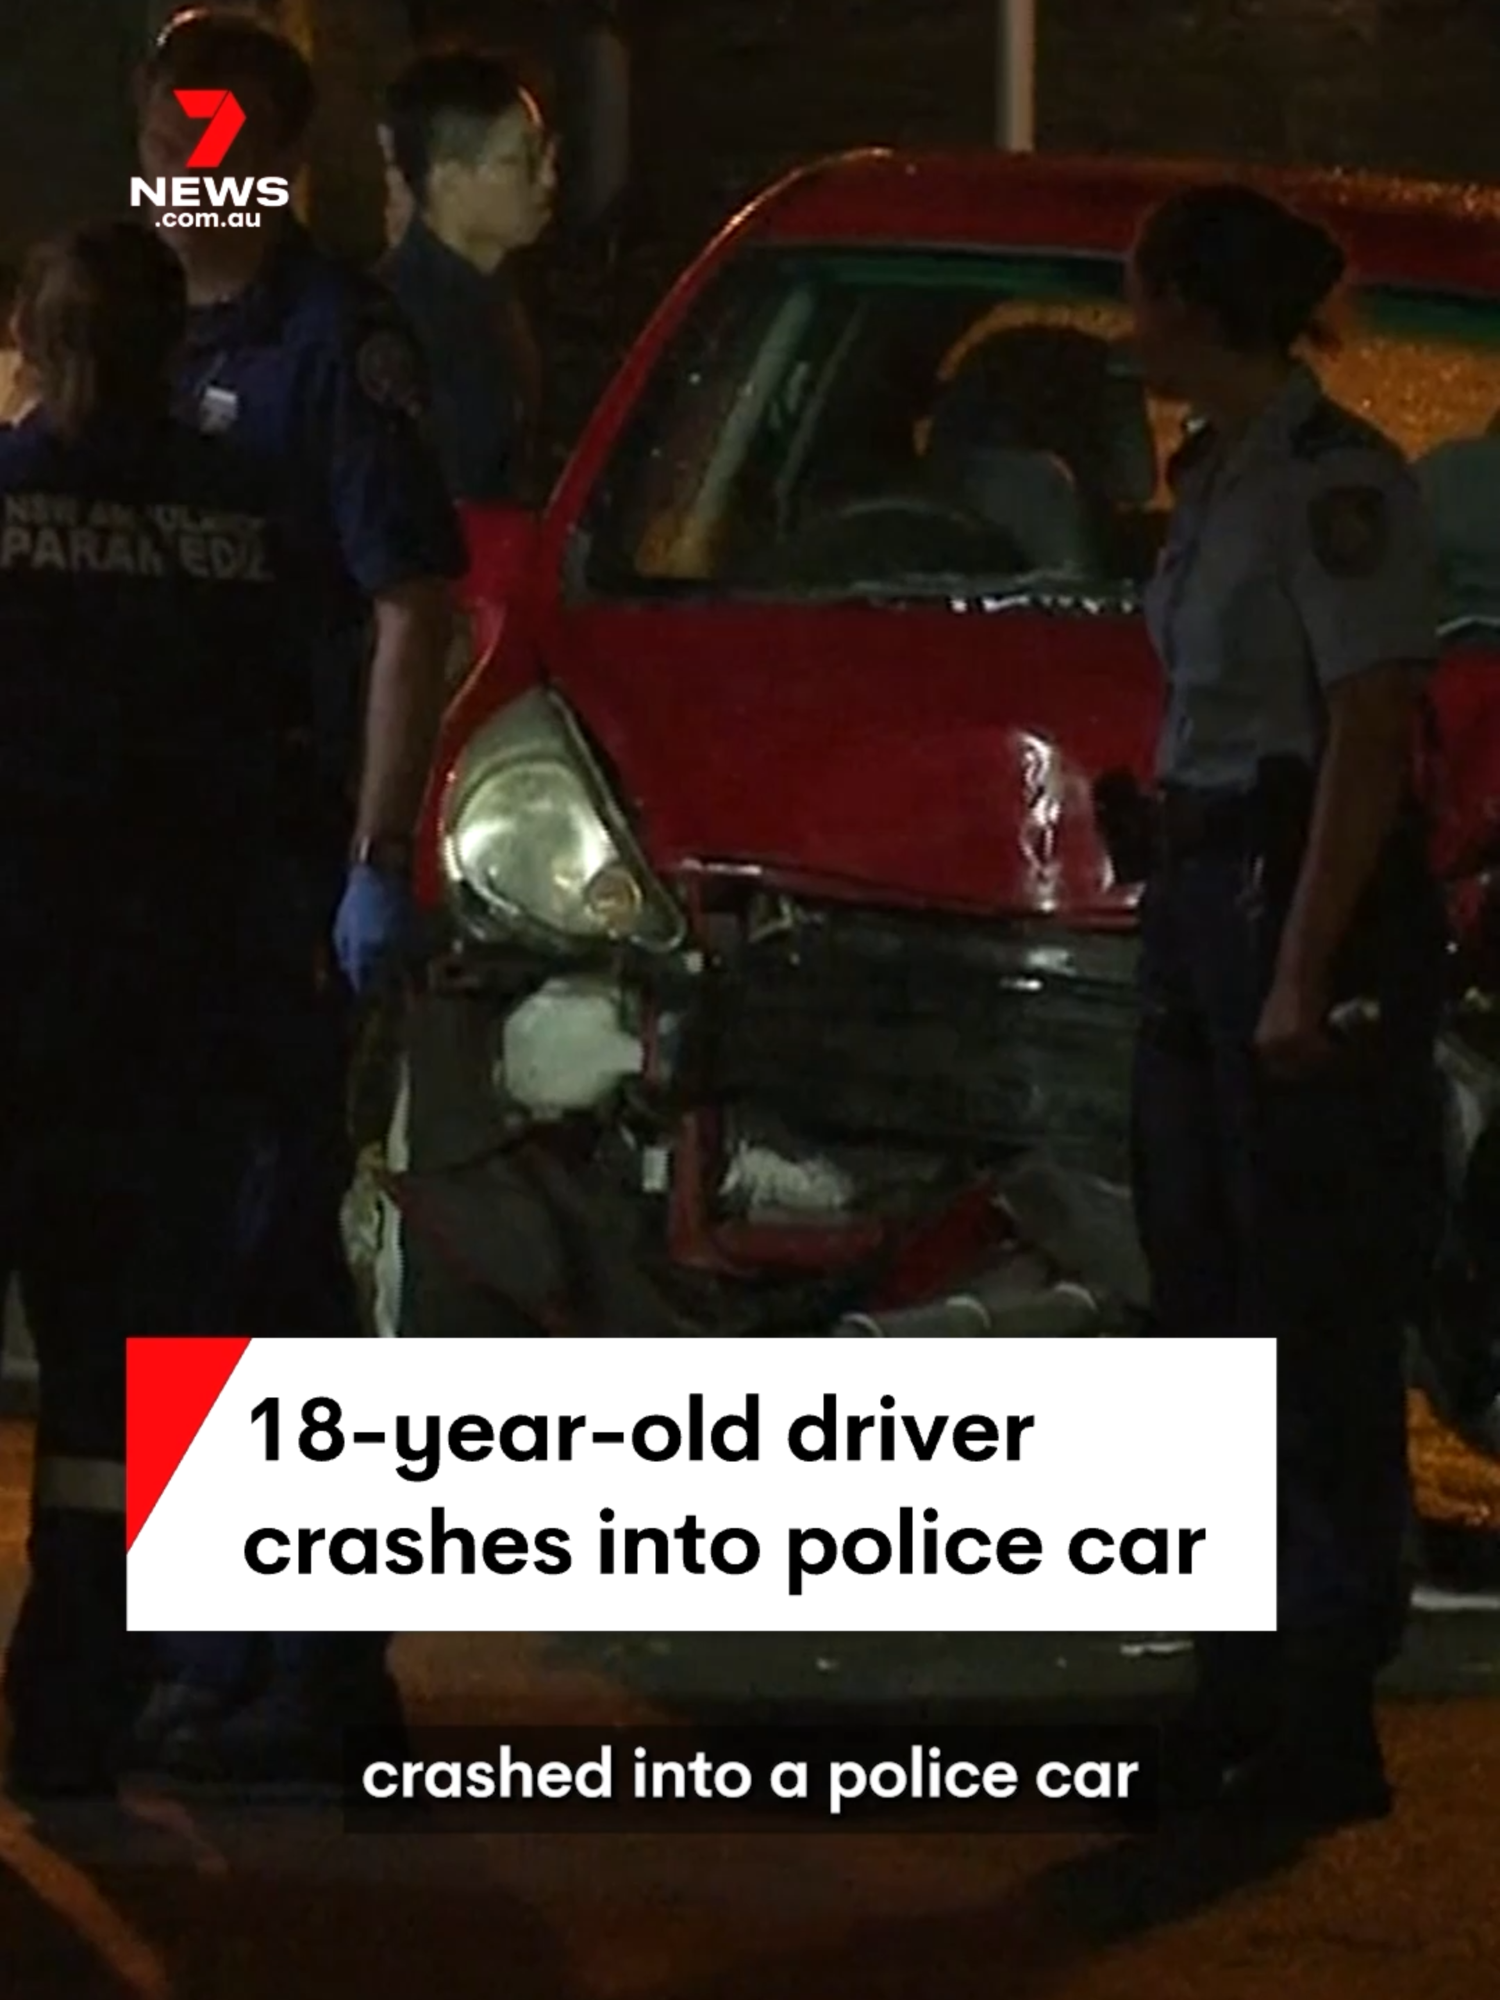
[380,215,540,505]
[1145,361,1440,791]
[173,221,469,793]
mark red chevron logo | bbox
[126,1337,251,1550]
[173,89,247,170]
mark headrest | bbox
[927,326,1157,508]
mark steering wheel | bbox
[804,487,1016,542]
[736,485,1032,588]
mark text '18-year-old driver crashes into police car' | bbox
[347,147,1500,1457]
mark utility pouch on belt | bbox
[1092,768,1158,887]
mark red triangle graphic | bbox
[126,1337,252,1551]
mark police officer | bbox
[1121,183,1448,1828]
[0,219,296,1798]
[381,45,556,503]
[131,8,468,1787]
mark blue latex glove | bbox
[332,863,416,996]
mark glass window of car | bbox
[571,245,1500,627]
[1337,285,1500,635]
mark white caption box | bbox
[126,1336,1276,1634]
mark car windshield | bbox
[572,245,1500,627]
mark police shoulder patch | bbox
[353,322,428,419]
[1308,482,1389,579]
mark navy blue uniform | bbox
[381,216,541,503]
[1132,365,1447,1765]
[0,409,296,1788]
[171,221,466,1337]
[176,220,468,868]
[157,223,465,1751]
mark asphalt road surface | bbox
[1,1401,1499,1998]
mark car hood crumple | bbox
[533,598,1162,921]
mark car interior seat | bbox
[1415,431,1500,629]
[924,327,1159,582]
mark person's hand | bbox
[1253,962,1333,1078]
[333,863,416,997]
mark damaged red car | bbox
[352,150,1500,1430]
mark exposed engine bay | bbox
[340,872,1500,1473]
[356,887,1152,1344]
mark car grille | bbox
[685,910,1138,1181]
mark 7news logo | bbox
[131,89,291,229]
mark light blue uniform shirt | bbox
[1144,363,1440,790]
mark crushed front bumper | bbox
[348,906,1150,1341]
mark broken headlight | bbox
[439,686,684,952]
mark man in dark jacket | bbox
[381,47,557,503]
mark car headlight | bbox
[439,687,684,950]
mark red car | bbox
[357,149,1500,1424]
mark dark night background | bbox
[406,0,1500,453]
[2,2,1499,456]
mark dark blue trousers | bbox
[3,1076,263,1771]
[156,977,393,1721]
[1131,847,1446,1678]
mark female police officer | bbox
[1124,184,1448,1829]
[0,219,294,1798]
